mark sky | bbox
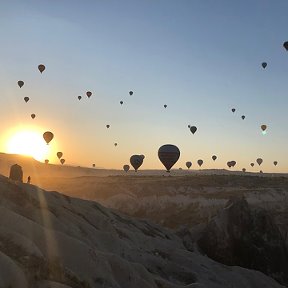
[0,0,288,172]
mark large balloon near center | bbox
[130,155,143,172]
[158,144,180,172]
[43,131,54,145]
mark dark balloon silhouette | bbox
[31,114,36,119]
[231,108,236,113]
[190,126,197,134]
[197,159,203,167]
[212,155,217,161]
[57,152,63,159]
[158,144,180,172]
[164,104,167,108]
[129,91,133,96]
[261,62,267,69]
[18,80,24,88]
[273,161,278,166]
[130,155,143,172]
[78,96,82,100]
[120,101,123,105]
[24,97,29,103]
[114,143,117,147]
[256,158,263,166]
[188,125,191,128]
[38,64,45,73]
[43,131,54,145]
[186,161,192,169]
[123,164,130,172]
[261,125,267,131]
[283,41,288,51]
[242,168,246,172]
[93,164,95,168]
[106,125,110,128]
[60,159,65,165]
[241,115,245,120]
[250,163,255,167]
[45,159,49,164]
[86,91,92,98]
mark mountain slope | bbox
[0,174,285,288]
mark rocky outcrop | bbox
[9,164,23,182]
[198,197,288,286]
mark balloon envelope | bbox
[250,163,254,167]
[18,80,24,88]
[164,104,167,108]
[283,41,288,51]
[130,155,143,171]
[38,64,45,73]
[232,108,236,113]
[242,168,246,172]
[241,115,245,120]
[24,97,29,103]
[186,161,192,169]
[31,114,36,119]
[120,101,123,105]
[261,62,267,69]
[123,164,130,172]
[43,131,54,145]
[256,158,263,166]
[45,159,49,164]
[86,91,92,98]
[261,125,267,131]
[60,159,65,165]
[57,152,63,159]
[158,144,180,172]
[273,161,278,166]
[129,91,133,96]
[106,125,110,128]
[190,126,197,134]
[212,155,217,161]
[197,159,203,167]
[78,96,82,100]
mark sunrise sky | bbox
[0,0,288,171]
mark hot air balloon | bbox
[60,159,65,165]
[123,164,130,172]
[190,126,197,134]
[86,91,92,98]
[186,161,192,169]
[57,152,63,159]
[261,62,267,69]
[18,80,24,88]
[242,168,246,172]
[212,155,217,161]
[260,170,263,174]
[106,125,110,128]
[24,97,29,103]
[38,64,45,73]
[261,125,267,131]
[158,144,180,172]
[120,101,123,105]
[241,115,245,120]
[114,143,118,146]
[188,125,191,128]
[250,163,254,167]
[283,41,288,51]
[231,160,236,167]
[164,104,167,108]
[31,114,36,119]
[227,161,232,168]
[256,158,263,166]
[273,161,278,166]
[45,159,49,164]
[93,164,95,168]
[129,91,133,96]
[43,131,54,145]
[231,108,236,113]
[197,159,203,167]
[130,155,144,172]
[78,96,82,100]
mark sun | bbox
[6,131,50,161]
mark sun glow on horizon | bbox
[6,130,50,161]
